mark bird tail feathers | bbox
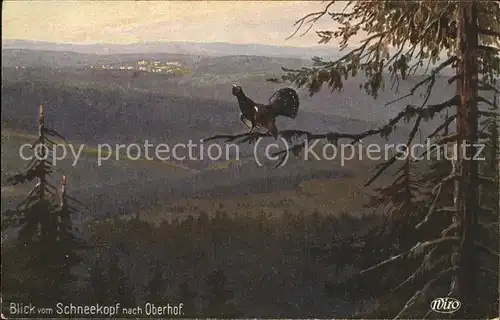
[268,87,300,119]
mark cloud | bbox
[2,1,347,47]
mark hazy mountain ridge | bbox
[2,39,342,59]
[2,47,475,220]
[1,78,380,145]
[1,56,459,126]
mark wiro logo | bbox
[430,297,461,313]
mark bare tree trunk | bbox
[454,2,480,318]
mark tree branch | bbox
[478,80,500,93]
[428,114,457,138]
[416,133,460,161]
[364,155,398,187]
[286,1,336,40]
[478,45,500,53]
[415,183,443,229]
[478,28,500,38]
[394,267,456,319]
[202,132,272,144]
[477,96,496,107]
[448,74,459,84]
[358,236,458,275]
[478,110,499,117]
[391,252,449,293]
[475,242,500,258]
[384,57,457,107]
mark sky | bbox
[2,1,352,47]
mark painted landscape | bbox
[1,2,498,319]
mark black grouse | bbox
[231,85,300,139]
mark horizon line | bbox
[1,38,340,49]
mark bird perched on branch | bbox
[232,85,300,139]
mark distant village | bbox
[96,60,185,74]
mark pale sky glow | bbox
[1,1,352,47]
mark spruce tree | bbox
[2,105,88,307]
[146,260,168,305]
[107,252,136,308]
[202,269,240,318]
[87,260,110,304]
[176,276,197,317]
[205,2,499,318]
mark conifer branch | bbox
[364,155,399,187]
[441,222,459,237]
[478,45,500,53]
[202,132,272,143]
[428,114,457,138]
[416,133,460,161]
[436,207,457,214]
[478,28,500,38]
[358,236,458,275]
[384,57,457,107]
[448,75,459,84]
[479,206,498,215]
[479,110,499,118]
[205,96,458,163]
[478,81,500,93]
[475,242,500,258]
[391,252,448,293]
[415,183,443,229]
[393,267,456,319]
[477,96,497,107]
[286,1,337,40]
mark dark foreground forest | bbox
[4,209,379,318]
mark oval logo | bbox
[430,297,461,313]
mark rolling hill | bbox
[2,47,464,222]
